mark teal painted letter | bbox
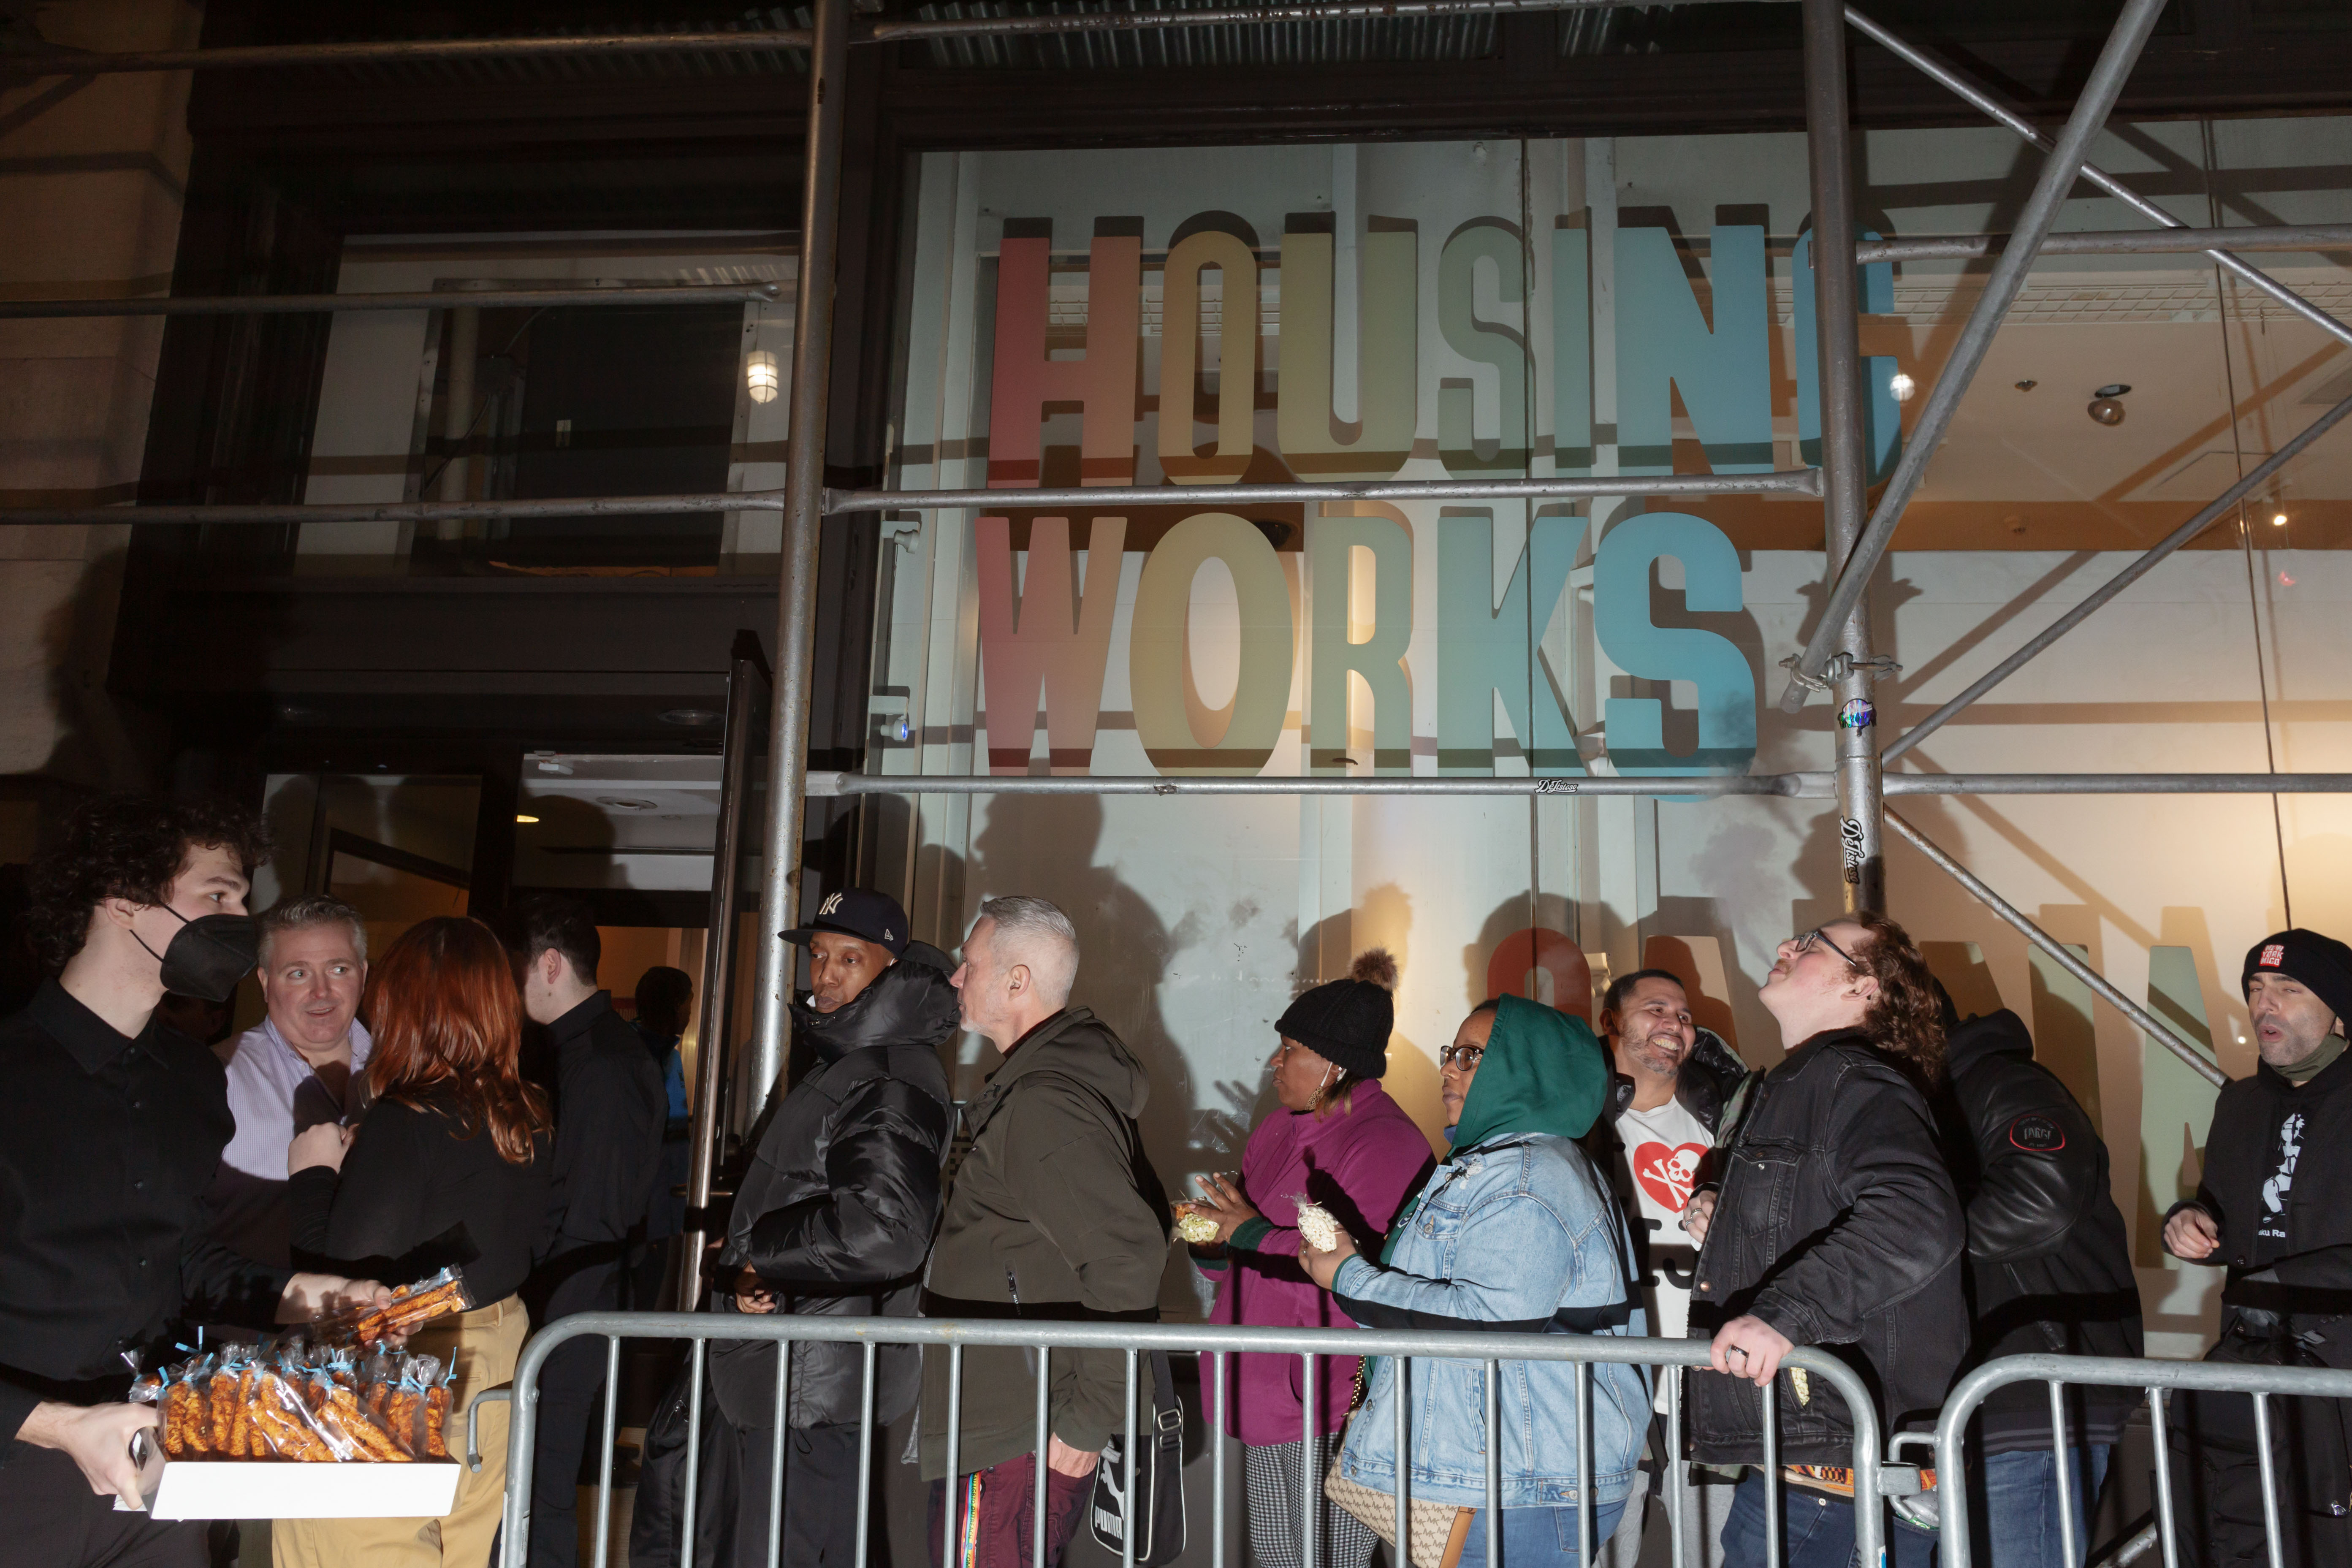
[1594,511,1757,779]
[1438,221,1530,477]
[1436,511,1589,776]
[1792,229,1901,483]
[1614,225,1771,475]
[1553,224,1592,475]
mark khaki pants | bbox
[274,1295,529,1568]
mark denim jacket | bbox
[1330,1134,1649,1509]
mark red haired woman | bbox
[278,916,555,1567]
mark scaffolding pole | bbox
[863,0,1785,41]
[1886,810,2225,1088]
[0,284,781,320]
[1885,390,2352,762]
[1855,225,2352,263]
[0,0,1790,76]
[22,222,2340,323]
[0,27,811,76]
[1801,0,1885,912]
[0,471,1820,529]
[748,0,852,1111]
[1845,5,2352,352]
[808,771,2352,798]
[1778,0,2170,713]
[823,469,1820,513]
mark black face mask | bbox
[133,906,260,1003]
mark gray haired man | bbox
[209,894,372,1267]
[920,896,1172,1568]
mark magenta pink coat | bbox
[1200,1079,1435,1446]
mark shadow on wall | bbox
[967,791,1199,1187]
[1466,892,1592,1019]
[2284,833,2352,964]
[1919,939,2007,1021]
[30,544,159,793]
[1640,929,1744,1052]
[1296,892,1444,1153]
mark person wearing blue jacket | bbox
[1304,994,1649,1567]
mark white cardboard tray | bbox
[121,1459,463,1520]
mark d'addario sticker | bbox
[2008,1114,2066,1153]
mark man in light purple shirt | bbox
[208,894,373,1267]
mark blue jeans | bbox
[1454,1500,1627,1568]
[1974,1445,2109,1568]
[1720,1470,1938,1568]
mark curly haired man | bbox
[1681,912,1967,1568]
[0,795,390,1567]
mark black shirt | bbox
[529,991,666,1320]
[290,1095,553,1307]
[0,982,289,1440]
[2180,1050,2352,1330]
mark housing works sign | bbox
[971,214,1900,783]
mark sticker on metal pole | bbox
[1840,818,1869,885]
[1837,698,1876,730]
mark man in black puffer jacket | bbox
[1941,1004,2141,1568]
[633,888,956,1568]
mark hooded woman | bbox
[1180,950,1436,1568]
[1302,994,1648,1568]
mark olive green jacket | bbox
[918,1006,1169,1477]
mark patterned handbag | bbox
[1322,1454,1474,1568]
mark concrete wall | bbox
[0,0,201,793]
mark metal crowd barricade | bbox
[1933,1352,2352,1568]
[496,1314,1888,1568]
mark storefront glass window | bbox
[869,124,2352,1341]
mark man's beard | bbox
[1623,1032,1687,1080]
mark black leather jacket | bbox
[1688,1029,1967,1465]
[1942,1011,2142,1451]
[708,945,956,1430]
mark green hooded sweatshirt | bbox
[1450,993,1610,1150]
[1369,993,1614,1290]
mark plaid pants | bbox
[1245,1434,1378,1568]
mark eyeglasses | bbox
[1792,927,1863,971]
[1438,1044,1485,1072]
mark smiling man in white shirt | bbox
[208,894,372,1267]
[1588,967,1751,1568]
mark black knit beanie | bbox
[1275,949,1398,1080]
[2243,928,2352,1026]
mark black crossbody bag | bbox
[1089,1348,1186,1565]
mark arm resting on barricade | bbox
[1325,1193,1584,1329]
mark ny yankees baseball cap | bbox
[783,887,910,957]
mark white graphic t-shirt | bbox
[1614,1096,1713,1350]
[2258,1110,2305,1247]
